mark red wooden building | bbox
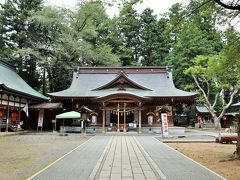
[0,60,48,131]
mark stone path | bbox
[29,136,111,180]
[136,136,225,180]
[29,135,225,180]
[95,136,160,180]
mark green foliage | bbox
[0,0,239,100]
[139,8,169,66]
[164,0,223,89]
[0,0,43,90]
[35,1,120,92]
[117,1,141,65]
[185,27,240,125]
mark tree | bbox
[164,0,223,89]
[139,8,169,66]
[236,116,240,158]
[30,1,120,92]
[213,0,240,11]
[185,28,240,128]
[0,0,43,90]
[117,1,141,65]
[31,6,72,92]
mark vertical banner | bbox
[38,109,44,128]
[161,113,169,137]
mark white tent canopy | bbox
[56,111,81,119]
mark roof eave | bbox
[0,84,49,101]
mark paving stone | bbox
[99,170,111,178]
[110,173,121,180]
[112,167,121,173]
[133,173,146,180]
[132,167,143,174]
[141,165,152,171]
[122,178,134,180]
[122,170,133,177]
[143,170,157,178]
[146,178,158,180]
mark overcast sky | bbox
[44,0,189,17]
[0,0,189,17]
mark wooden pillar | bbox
[0,93,2,132]
[138,102,142,133]
[117,103,120,132]
[18,97,21,124]
[102,103,106,133]
[123,103,126,132]
[6,95,9,132]
[171,98,174,126]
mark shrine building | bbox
[0,60,48,131]
[49,67,197,133]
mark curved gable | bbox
[92,71,151,91]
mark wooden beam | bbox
[106,100,136,103]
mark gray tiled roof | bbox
[0,60,48,101]
[49,67,197,98]
[196,106,210,113]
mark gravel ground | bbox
[0,132,92,180]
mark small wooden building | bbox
[196,105,213,128]
[49,67,197,133]
[0,60,48,131]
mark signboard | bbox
[161,113,169,137]
[38,109,44,127]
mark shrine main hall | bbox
[49,67,197,133]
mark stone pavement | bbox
[29,136,111,180]
[94,136,162,180]
[29,135,225,180]
[136,136,225,180]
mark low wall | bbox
[86,126,185,134]
[138,127,185,134]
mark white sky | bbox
[43,0,189,17]
[0,0,189,18]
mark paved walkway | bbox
[136,136,224,180]
[30,136,111,180]
[29,135,225,180]
[95,136,160,180]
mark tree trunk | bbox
[213,116,221,129]
[235,120,240,158]
[236,139,240,158]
